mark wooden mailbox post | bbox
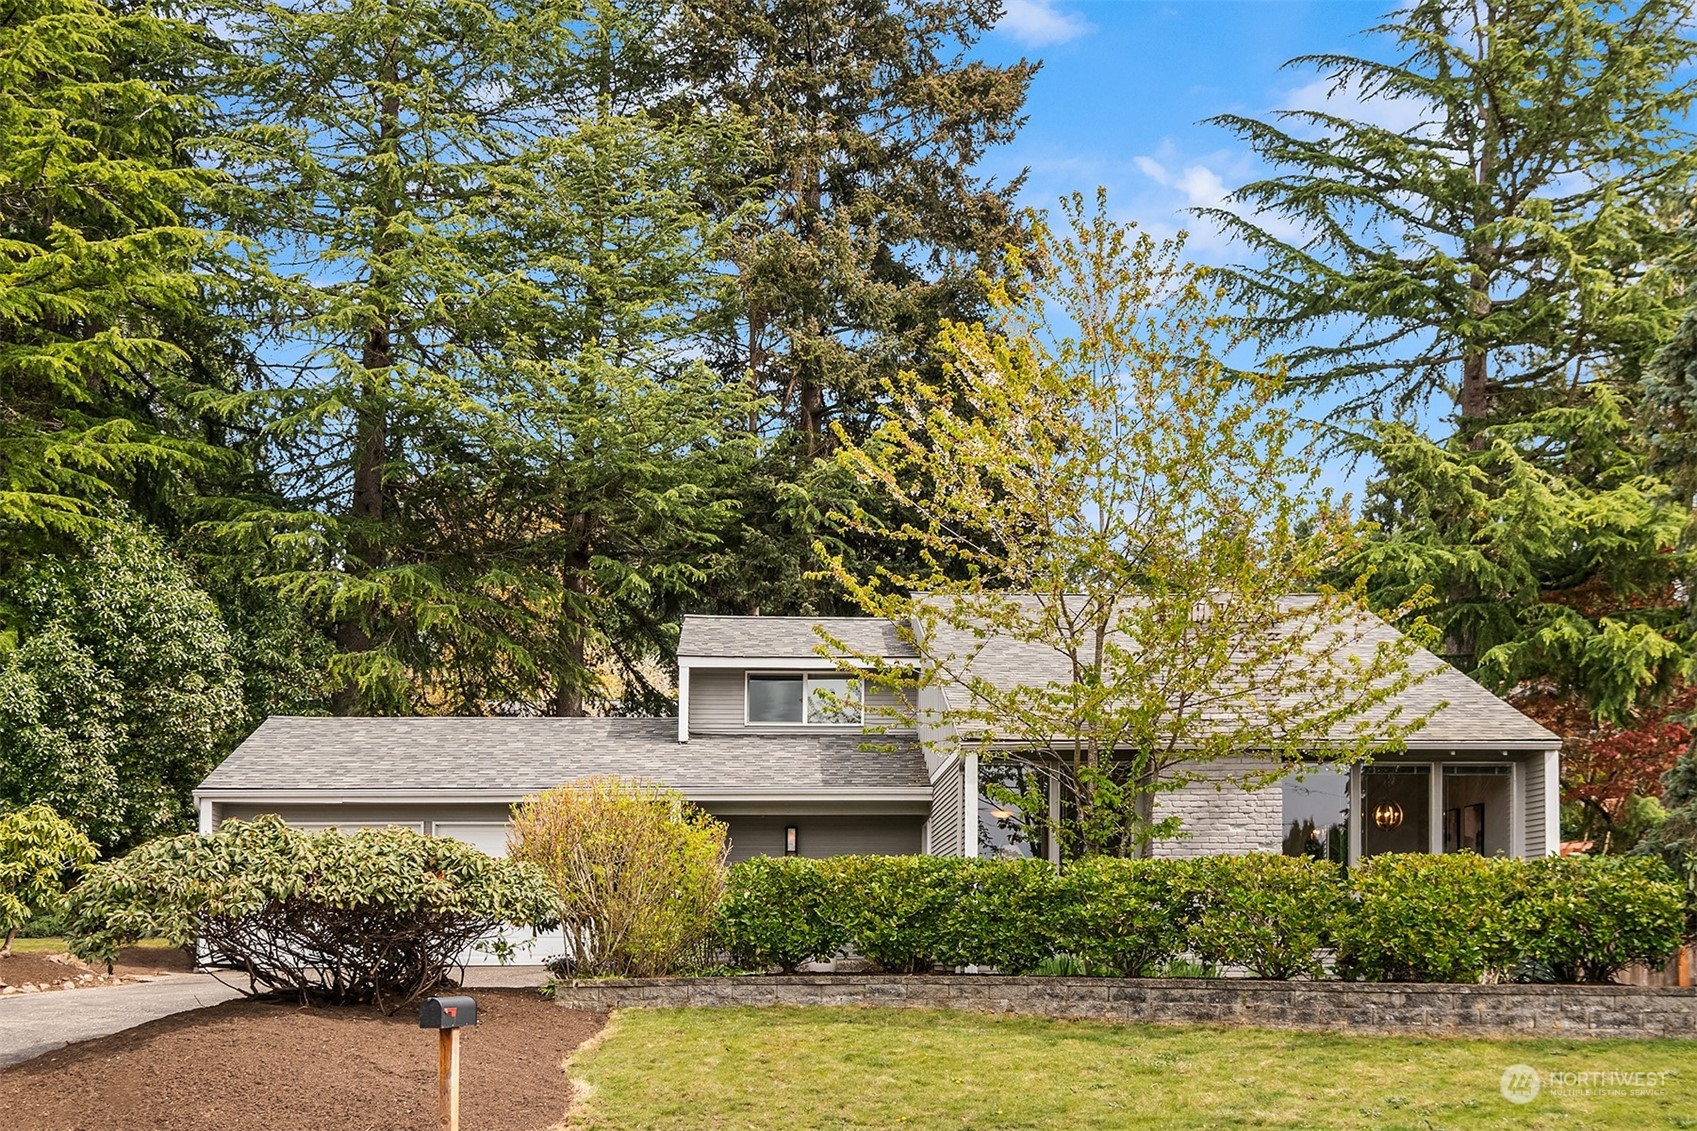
[419,995,478,1131]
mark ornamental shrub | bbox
[62,818,554,1010]
[510,777,729,977]
[0,803,97,955]
[819,855,967,973]
[1186,854,1345,979]
[937,857,1064,973]
[1334,853,1524,983]
[1513,855,1685,984]
[1053,857,1195,976]
[717,856,845,972]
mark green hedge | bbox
[716,856,844,973]
[1333,853,1526,983]
[1052,857,1195,976]
[716,852,1688,983]
[1187,854,1346,980]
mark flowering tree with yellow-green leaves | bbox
[821,191,1434,858]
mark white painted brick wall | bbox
[1150,757,1283,858]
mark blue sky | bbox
[976,2,1423,495]
[979,0,1400,260]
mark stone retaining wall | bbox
[553,975,1697,1039]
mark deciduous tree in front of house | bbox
[820,191,1433,858]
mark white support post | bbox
[963,752,979,857]
[1347,767,1361,868]
[1429,763,1443,855]
[197,797,215,834]
[1047,769,1062,867]
[676,663,690,744]
[1544,749,1561,857]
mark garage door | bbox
[290,821,427,833]
[433,822,565,967]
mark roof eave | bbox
[193,786,936,805]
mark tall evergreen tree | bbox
[0,0,237,555]
[1209,0,1697,737]
[1206,0,1697,422]
[668,0,1036,615]
[208,0,751,715]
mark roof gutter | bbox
[193,786,936,805]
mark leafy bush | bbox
[937,857,1064,973]
[819,855,967,973]
[717,856,845,973]
[62,818,553,1010]
[1334,854,1524,983]
[1513,855,1686,983]
[510,777,729,977]
[0,803,97,954]
[1053,857,1195,976]
[1186,854,1345,979]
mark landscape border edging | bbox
[551,975,1697,1039]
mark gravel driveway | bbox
[0,975,244,1068]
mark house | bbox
[196,605,1561,916]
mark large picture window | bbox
[1281,768,1349,862]
[1362,765,1431,857]
[746,673,863,725]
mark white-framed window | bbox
[745,672,864,725]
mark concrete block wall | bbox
[553,975,1697,1040]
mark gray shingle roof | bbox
[679,615,916,660]
[198,716,928,796]
[918,594,1558,751]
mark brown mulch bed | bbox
[0,953,118,992]
[0,946,193,994]
[0,989,605,1131]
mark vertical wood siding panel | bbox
[927,761,965,857]
[1522,754,1547,858]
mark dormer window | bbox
[746,673,863,725]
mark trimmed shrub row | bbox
[714,852,1687,984]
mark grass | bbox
[566,1006,1697,1130]
[6,937,172,955]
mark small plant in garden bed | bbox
[63,817,555,1011]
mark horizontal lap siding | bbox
[722,815,924,863]
[688,668,747,731]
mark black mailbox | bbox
[419,995,478,1030]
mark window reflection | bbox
[979,764,1047,860]
[1281,768,1349,862]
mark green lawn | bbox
[566,1006,1697,1130]
[6,937,172,955]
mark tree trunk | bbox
[332,58,402,716]
[1,926,15,957]
[552,541,591,717]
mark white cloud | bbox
[996,0,1092,48]
[1281,73,1438,139]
